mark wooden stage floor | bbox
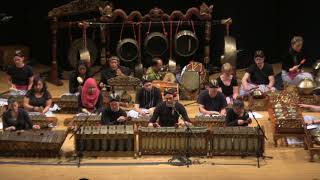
[0,70,320,180]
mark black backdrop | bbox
[1,0,319,70]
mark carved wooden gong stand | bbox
[47,0,214,86]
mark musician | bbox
[225,99,252,126]
[131,79,162,117]
[216,63,239,104]
[101,96,128,125]
[78,78,103,113]
[23,76,52,114]
[198,80,227,116]
[282,36,313,85]
[99,56,131,87]
[3,96,40,131]
[6,50,33,91]
[146,57,163,81]
[299,90,320,125]
[69,60,92,94]
[148,88,191,127]
[240,50,275,96]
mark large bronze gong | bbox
[175,30,199,57]
[116,38,139,62]
[68,38,97,68]
[221,36,237,66]
[144,32,168,56]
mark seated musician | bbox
[69,60,93,94]
[3,96,40,131]
[78,78,103,113]
[101,95,128,125]
[99,56,131,88]
[145,57,163,81]
[198,80,227,116]
[216,63,239,104]
[225,99,252,126]
[299,90,320,125]
[240,50,275,96]
[23,76,52,114]
[6,50,33,91]
[282,36,313,85]
[130,79,162,117]
[148,88,192,127]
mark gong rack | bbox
[47,0,234,85]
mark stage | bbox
[0,67,320,180]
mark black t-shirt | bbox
[100,66,131,85]
[197,90,227,112]
[7,65,33,86]
[282,49,305,72]
[149,102,190,127]
[101,107,127,125]
[225,108,250,127]
[25,90,52,107]
[2,108,33,130]
[135,87,162,109]
[246,63,274,85]
[216,76,238,97]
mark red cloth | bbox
[81,78,100,111]
[15,85,28,91]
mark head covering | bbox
[254,50,265,58]
[164,88,177,97]
[142,78,152,85]
[14,49,24,57]
[208,80,219,88]
[81,78,100,110]
[109,95,120,102]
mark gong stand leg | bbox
[203,21,212,69]
[48,17,63,86]
[100,24,107,65]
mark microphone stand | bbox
[249,109,273,168]
[69,112,92,167]
[167,105,194,167]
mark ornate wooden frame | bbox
[47,0,213,86]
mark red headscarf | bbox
[81,78,100,110]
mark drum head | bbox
[181,71,200,91]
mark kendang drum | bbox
[181,61,206,92]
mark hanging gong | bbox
[175,30,199,57]
[144,32,168,56]
[68,38,97,68]
[221,36,237,66]
[116,38,139,62]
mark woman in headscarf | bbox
[78,78,103,113]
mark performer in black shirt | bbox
[101,96,128,125]
[281,36,313,85]
[23,76,52,114]
[69,60,93,94]
[148,89,191,127]
[3,96,40,131]
[240,50,275,96]
[198,80,227,116]
[216,63,239,105]
[99,56,131,88]
[6,50,33,90]
[132,79,162,116]
[225,99,252,126]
